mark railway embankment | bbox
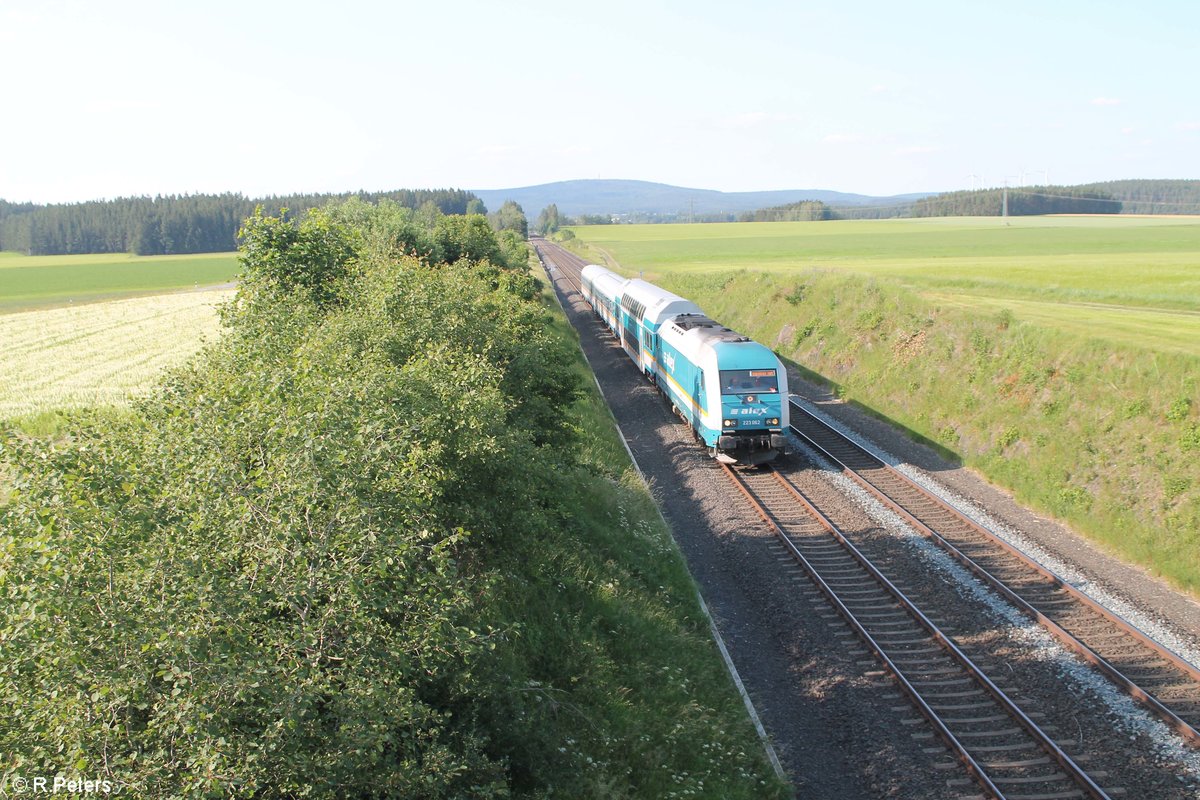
[540,236,1200,796]
[593,262,1200,597]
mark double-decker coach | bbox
[616,279,703,379]
[580,264,625,334]
[572,261,787,465]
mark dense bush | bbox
[1,204,786,798]
[0,203,578,796]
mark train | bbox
[580,264,788,465]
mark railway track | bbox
[534,236,1199,795]
[724,463,1113,799]
[788,403,1200,748]
[533,237,588,297]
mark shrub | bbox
[1,207,579,797]
[3,205,787,799]
[1167,397,1192,422]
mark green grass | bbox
[566,217,1200,594]
[0,251,240,311]
[527,269,790,797]
[578,215,1199,263]
[578,216,1200,358]
[581,214,1197,283]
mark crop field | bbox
[0,250,240,311]
[0,289,233,422]
[574,216,1200,358]
[568,215,1200,591]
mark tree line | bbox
[738,200,833,222]
[534,203,617,234]
[1075,179,1200,214]
[908,186,1121,217]
[0,189,485,256]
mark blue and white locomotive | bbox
[580,264,788,465]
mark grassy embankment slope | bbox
[528,276,789,797]
[568,216,1200,592]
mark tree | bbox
[488,200,528,238]
[0,189,487,256]
[535,203,562,235]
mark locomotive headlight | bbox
[723,419,736,428]
[767,418,780,426]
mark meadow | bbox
[0,289,233,426]
[0,250,239,431]
[577,216,1200,357]
[568,216,1200,592]
[0,250,240,311]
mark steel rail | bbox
[722,463,1111,800]
[788,401,1200,747]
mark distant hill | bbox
[471,179,926,218]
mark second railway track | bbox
[788,403,1200,747]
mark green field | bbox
[0,251,240,311]
[0,251,239,430]
[0,289,233,426]
[568,216,1200,592]
[577,216,1200,357]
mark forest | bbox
[738,200,833,222]
[836,180,1200,219]
[908,186,1122,217]
[1076,179,1200,214]
[0,189,484,256]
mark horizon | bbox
[6,175,1195,209]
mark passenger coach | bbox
[580,264,624,334]
[615,278,703,378]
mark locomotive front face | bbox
[655,314,789,466]
[711,349,789,465]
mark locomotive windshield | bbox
[720,369,779,395]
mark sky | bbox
[1,0,1197,204]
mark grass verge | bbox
[498,269,791,797]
